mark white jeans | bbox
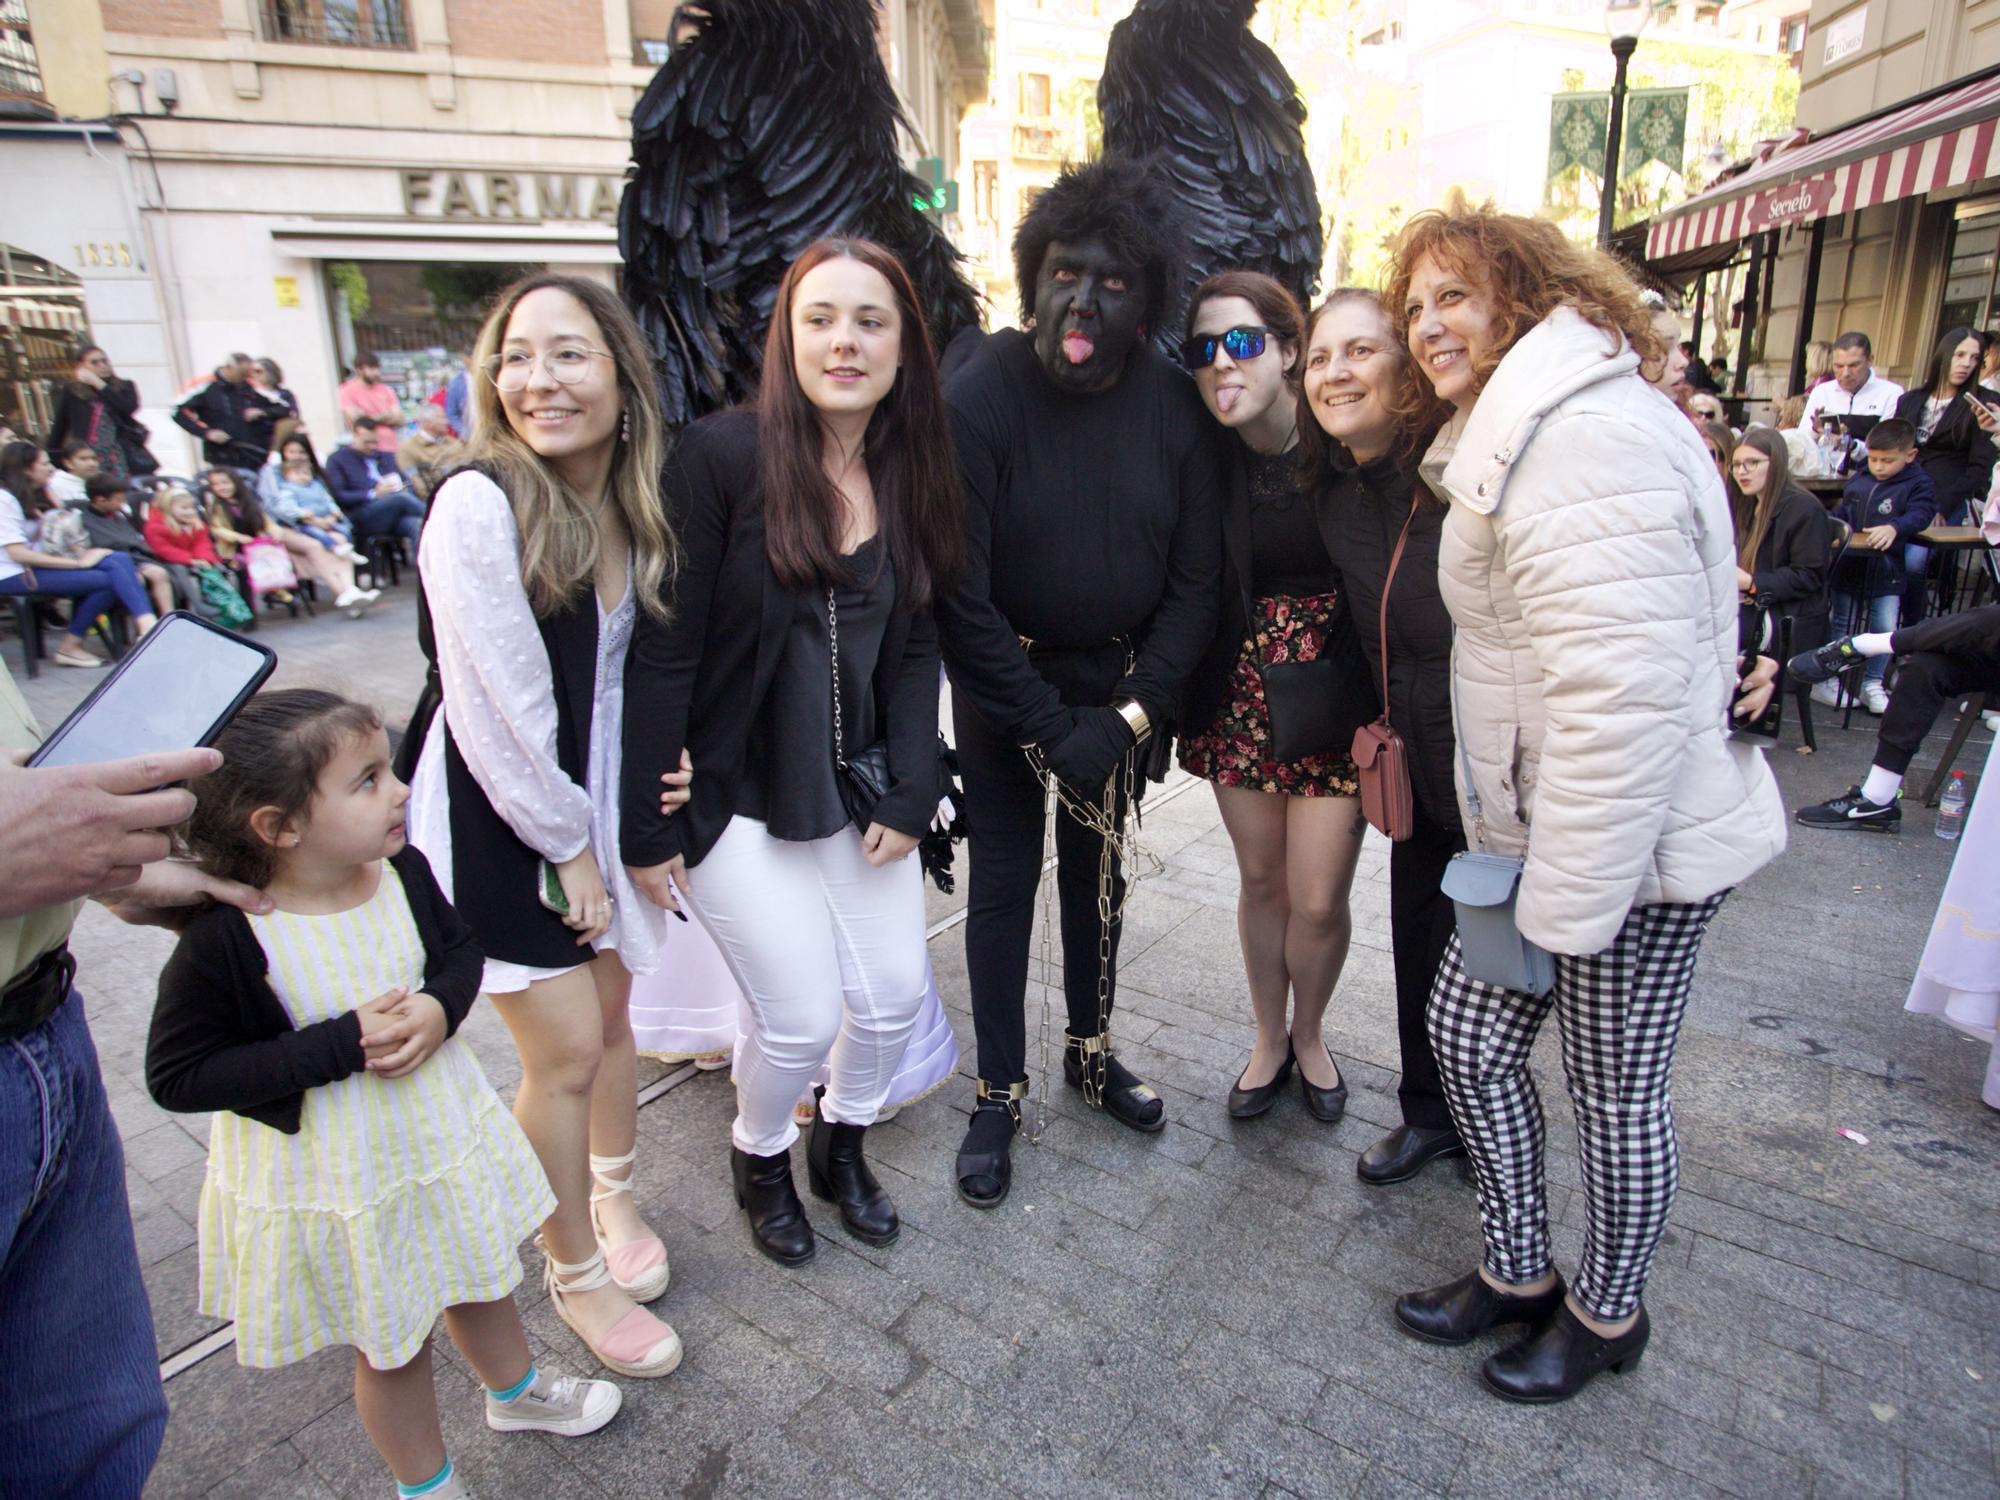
[685,815,929,1156]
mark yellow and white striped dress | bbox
[195,862,556,1370]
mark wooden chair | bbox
[1918,692,1991,807]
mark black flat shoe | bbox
[1063,1032,1165,1133]
[805,1090,899,1246]
[1482,1302,1648,1404]
[1296,1040,1347,1124]
[955,1082,1024,1209]
[731,1145,815,1266]
[1357,1124,1466,1185]
[1393,1269,1566,1346]
[1227,1041,1294,1119]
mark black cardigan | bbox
[621,408,941,869]
[1314,450,1459,825]
[146,845,484,1135]
[1894,387,1999,518]
[1748,484,1832,612]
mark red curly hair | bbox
[1384,201,1666,401]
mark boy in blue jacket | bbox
[1827,418,1936,713]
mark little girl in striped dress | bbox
[147,689,620,1500]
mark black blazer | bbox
[621,408,941,869]
[146,846,483,1135]
[1894,387,1999,517]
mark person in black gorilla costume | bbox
[938,156,1224,1207]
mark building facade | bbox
[1,0,984,468]
[1752,0,2000,391]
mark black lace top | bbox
[1244,444,1336,598]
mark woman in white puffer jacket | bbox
[1382,205,1787,1406]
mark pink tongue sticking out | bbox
[1216,386,1243,414]
[1062,331,1095,366]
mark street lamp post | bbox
[1598,0,1654,248]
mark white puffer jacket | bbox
[1421,306,1787,957]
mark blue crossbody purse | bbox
[1440,673,1556,997]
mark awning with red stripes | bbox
[0,296,86,335]
[1646,68,2000,260]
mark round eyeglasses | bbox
[1180,326,1268,371]
[484,345,613,392]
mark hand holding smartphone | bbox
[28,612,277,771]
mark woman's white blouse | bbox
[407,469,664,976]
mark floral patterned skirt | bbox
[1179,591,1361,797]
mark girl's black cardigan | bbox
[145,845,484,1134]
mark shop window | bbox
[260,0,411,49]
[1940,206,2000,335]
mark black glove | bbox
[1040,706,1136,789]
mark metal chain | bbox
[826,587,845,769]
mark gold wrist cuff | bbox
[1113,697,1152,743]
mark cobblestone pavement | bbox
[15,599,1998,1500]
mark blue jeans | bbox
[350,493,425,546]
[0,989,167,1494]
[0,553,153,637]
[1829,591,1900,683]
[292,522,350,551]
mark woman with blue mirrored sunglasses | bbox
[1179,325,1268,370]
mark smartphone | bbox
[28,611,277,770]
[537,858,570,914]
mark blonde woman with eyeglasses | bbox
[403,273,690,1380]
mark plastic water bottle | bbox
[1936,772,1967,842]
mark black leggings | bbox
[1876,605,2000,775]
[1388,792,1463,1131]
[953,687,1133,1086]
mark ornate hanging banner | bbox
[1549,92,1610,184]
[1623,87,1689,175]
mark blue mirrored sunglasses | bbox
[1179,325,1267,371]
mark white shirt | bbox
[47,471,87,507]
[1794,371,1905,433]
[0,489,29,583]
[406,470,664,982]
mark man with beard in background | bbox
[938,156,1223,1208]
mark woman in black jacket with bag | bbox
[1725,427,1831,660]
[622,238,959,1268]
[1177,271,1376,1126]
[1894,327,1998,623]
[1297,288,1465,1186]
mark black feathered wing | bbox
[620,0,981,428]
[1099,0,1323,352]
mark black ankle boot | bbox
[955,1081,1024,1209]
[1393,1269,1565,1346]
[806,1093,899,1246]
[730,1145,815,1266]
[1482,1302,1649,1404]
[1063,1031,1165,1133]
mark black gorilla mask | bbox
[1031,236,1148,394]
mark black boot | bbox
[1393,1269,1565,1346]
[1063,1031,1165,1133]
[1482,1302,1649,1404]
[806,1091,899,1246]
[730,1145,815,1266]
[955,1080,1024,1209]
[1357,1124,1466,1185]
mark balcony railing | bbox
[259,0,411,50]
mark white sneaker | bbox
[1810,680,1846,709]
[1982,710,2000,733]
[334,585,363,609]
[333,542,356,559]
[1861,680,1889,715]
[485,1366,622,1438]
[398,1471,471,1499]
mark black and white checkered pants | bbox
[1426,893,1728,1322]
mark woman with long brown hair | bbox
[1177,271,1372,1126]
[1386,204,1785,1403]
[1725,426,1831,662]
[1295,287,1466,1184]
[403,271,685,1379]
[622,237,960,1268]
